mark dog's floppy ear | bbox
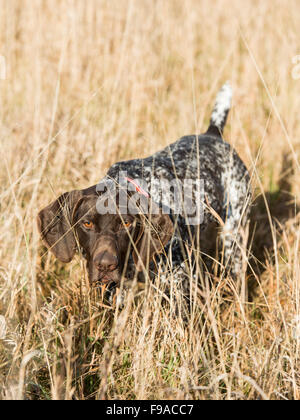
[132,204,173,272]
[37,190,83,262]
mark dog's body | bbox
[38,83,251,287]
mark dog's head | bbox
[37,183,173,286]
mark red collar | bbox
[125,177,149,198]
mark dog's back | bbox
[106,83,251,278]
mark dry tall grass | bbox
[0,0,299,400]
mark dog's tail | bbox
[206,82,232,136]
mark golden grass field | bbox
[0,0,300,400]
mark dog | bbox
[38,83,251,290]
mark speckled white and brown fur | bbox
[103,82,251,283]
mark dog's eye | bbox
[83,221,94,229]
[120,220,132,229]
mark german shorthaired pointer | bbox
[38,83,251,290]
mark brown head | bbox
[37,186,173,286]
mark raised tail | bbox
[206,82,232,136]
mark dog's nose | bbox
[93,251,118,271]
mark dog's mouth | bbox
[98,275,114,285]
[94,271,120,287]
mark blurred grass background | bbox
[0,0,299,399]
